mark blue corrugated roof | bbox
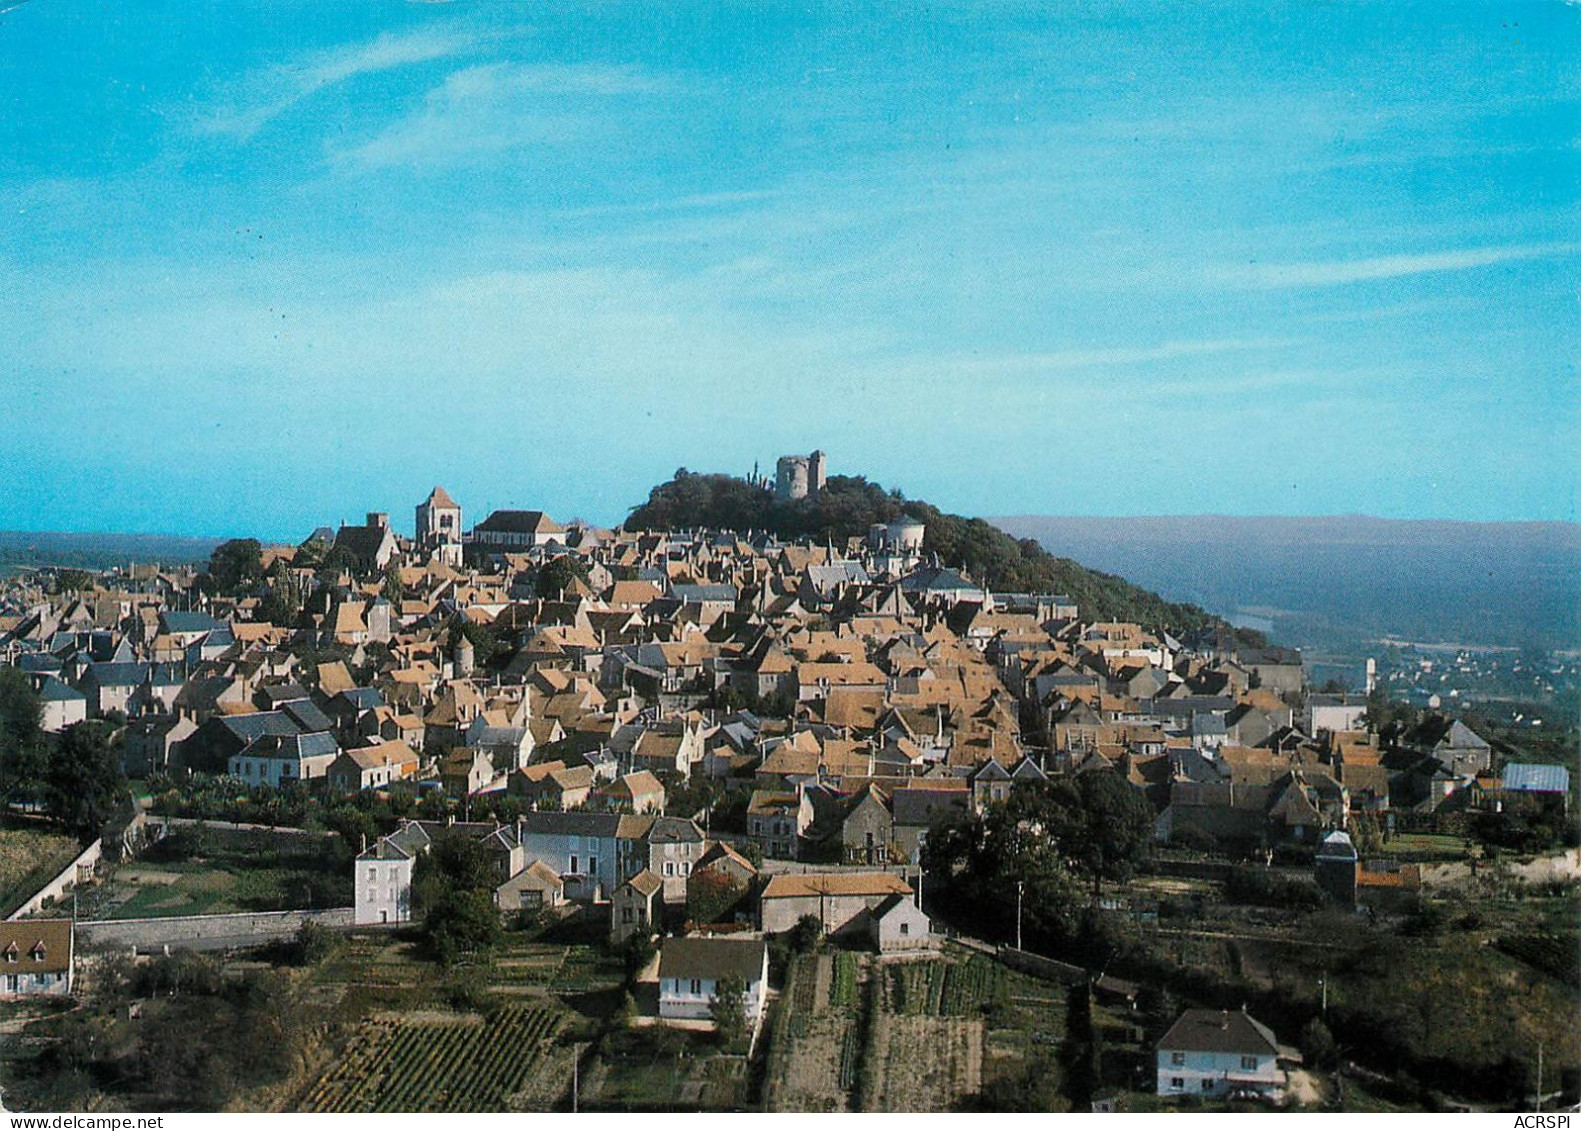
[1503,762,1570,794]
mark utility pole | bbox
[572,1050,579,1113]
[1016,880,1024,952]
[1319,973,1327,1015]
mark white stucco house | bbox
[352,823,430,925]
[1156,1008,1284,1100]
[869,892,934,953]
[37,677,87,733]
[657,936,769,1022]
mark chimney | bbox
[368,512,389,529]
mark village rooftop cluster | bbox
[0,459,1572,1113]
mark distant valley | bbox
[0,530,221,575]
[991,514,1581,658]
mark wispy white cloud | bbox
[558,188,788,220]
[200,28,474,140]
[922,337,1299,377]
[1211,242,1580,289]
[332,62,669,171]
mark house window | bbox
[663,862,674,877]
[1170,1078,1184,1090]
[1201,1080,1213,1092]
[569,855,579,874]
[1240,1056,1258,1071]
[690,979,702,995]
[899,923,909,936]
[1170,1052,1185,1066]
[622,907,633,923]
[589,857,598,876]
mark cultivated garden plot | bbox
[861,1013,984,1112]
[765,951,863,1112]
[763,947,1065,1113]
[301,1005,566,1112]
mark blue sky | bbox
[2,0,1576,538]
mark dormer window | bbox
[31,944,46,962]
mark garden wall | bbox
[77,906,354,952]
[6,838,102,921]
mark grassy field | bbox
[84,828,350,919]
[1378,833,1474,862]
[0,822,83,917]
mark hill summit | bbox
[627,467,1254,640]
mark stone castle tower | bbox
[775,450,827,501]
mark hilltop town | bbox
[0,456,1574,1114]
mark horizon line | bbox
[5,508,1579,548]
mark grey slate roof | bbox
[646,816,704,844]
[971,758,1012,782]
[220,711,303,743]
[238,731,339,760]
[160,611,221,634]
[1157,1008,1280,1056]
[260,683,311,706]
[658,936,767,983]
[670,583,738,604]
[281,699,335,734]
[518,811,623,839]
[86,661,149,687]
[470,726,528,746]
[899,566,977,594]
[38,677,85,702]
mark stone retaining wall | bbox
[77,906,354,952]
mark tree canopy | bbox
[710,972,751,1053]
[412,833,502,963]
[206,538,264,593]
[922,770,1153,948]
[46,721,128,841]
[535,553,590,598]
[0,666,47,808]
